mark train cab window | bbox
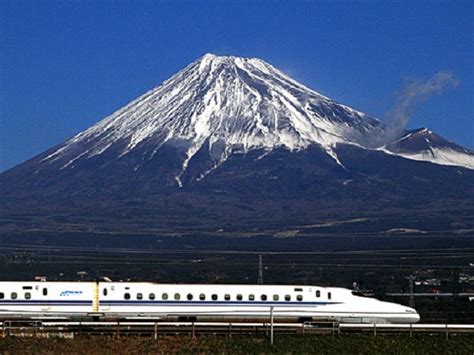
[236,294,243,301]
[149,293,155,300]
[199,293,206,301]
[273,295,279,301]
[285,295,291,301]
[24,292,31,300]
[187,293,193,301]
[211,294,218,301]
[103,288,108,296]
[43,288,48,296]
[0,293,4,299]
[261,294,267,301]
[174,293,181,301]
[162,293,168,300]
[328,292,332,300]
[296,295,303,302]
[249,294,255,301]
[224,294,231,301]
[11,292,17,300]
[316,290,320,298]
[124,293,131,300]
[137,293,143,300]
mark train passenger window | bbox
[124,293,130,300]
[328,292,332,300]
[261,294,267,301]
[11,292,17,300]
[103,288,108,296]
[285,295,291,301]
[174,293,180,300]
[137,293,143,300]
[187,293,193,300]
[224,294,231,301]
[273,295,279,301]
[162,293,168,300]
[149,293,155,300]
[199,293,205,301]
[43,288,48,296]
[211,294,218,301]
[297,295,303,301]
[316,290,320,298]
[236,294,243,301]
[249,294,255,301]
[0,293,4,299]
[25,292,31,299]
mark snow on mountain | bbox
[39,53,473,186]
[384,128,474,170]
[40,53,383,185]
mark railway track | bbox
[1,321,473,339]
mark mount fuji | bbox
[1,54,473,236]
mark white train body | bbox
[0,282,420,324]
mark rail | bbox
[1,321,474,339]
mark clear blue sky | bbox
[1,0,472,172]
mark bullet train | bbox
[0,281,420,324]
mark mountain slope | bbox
[384,128,474,169]
[1,53,473,235]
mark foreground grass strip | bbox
[0,334,473,354]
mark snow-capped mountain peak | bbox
[39,53,473,186]
[41,53,383,183]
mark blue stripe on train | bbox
[0,300,339,306]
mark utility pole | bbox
[408,274,415,309]
[258,254,264,285]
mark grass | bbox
[1,334,473,354]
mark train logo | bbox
[59,290,83,297]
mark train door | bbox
[101,285,113,311]
[40,286,50,312]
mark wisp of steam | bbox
[370,71,459,147]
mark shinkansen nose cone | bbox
[387,303,420,324]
